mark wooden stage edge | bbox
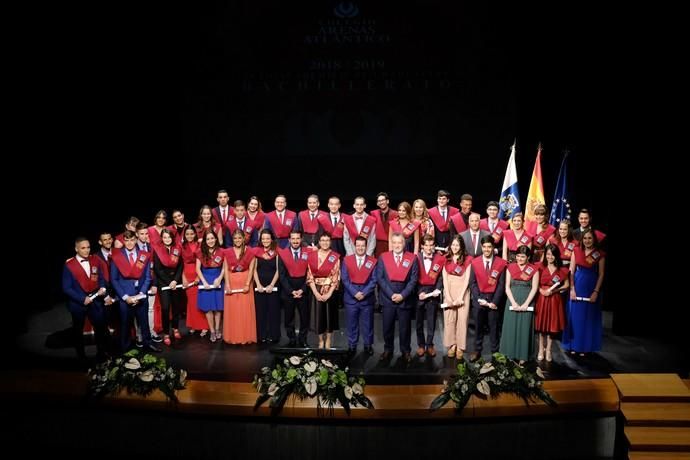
[1,369,620,420]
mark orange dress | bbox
[223,248,257,344]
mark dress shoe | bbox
[427,346,437,357]
[364,346,374,356]
[402,352,412,362]
[416,347,426,357]
[469,351,480,362]
[379,351,392,361]
[144,344,162,353]
[135,340,143,348]
[151,335,163,343]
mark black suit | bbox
[278,257,310,344]
[469,261,506,354]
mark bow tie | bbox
[354,216,364,220]
[423,256,433,260]
[80,259,89,263]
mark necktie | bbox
[310,213,315,221]
[485,260,490,274]
[472,232,477,250]
[395,255,401,266]
[333,216,337,227]
[279,212,284,224]
[129,252,135,265]
[490,221,495,232]
[441,209,446,221]
[238,220,244,230]
[294,250,299,262]
[357,257,362,269]
[222,208,226,222]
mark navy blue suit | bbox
[376,256,419,354]
[469,264,506,354]
[341,257,377,348]
[111,248,152,351]
[62,260,108,358]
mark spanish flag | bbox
[525,143,545,222]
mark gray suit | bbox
[460,229,491,257]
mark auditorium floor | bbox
[11,304,689,385]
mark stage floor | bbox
[12,303,689,385]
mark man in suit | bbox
[469,235,507,361]
[296,194,326,248]
[62,237,109,360]
[212,189,234,233]
[93,232,117,335]
[415,234,445,357]
[265,195,298,249]
[460,213,491,257]
[343,196,377,256]
[134,222,162,344]
[278,230,313,347]
[428,189,459,250]
[376,232,419,362]
[573,208,607,244]
[110,230,161,352]
[341,236,378,355]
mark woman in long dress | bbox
[562,229,606,356]
[306,233,341,349]
[223,229,257,344]
[195,230,225,342]
[253,229,281,343]
[500,245,539,361]
[441,235,473,358]
[181,227,208,336]
[534,244,569,362]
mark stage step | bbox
[629,452,690,460]
[625,427,690,452]
[622,402,690,426]
[611,374,690,402]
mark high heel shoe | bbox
[173,329,182,340]
[163,335,171,346]
[447,345,456,358]
[537,348,545,361]
[545,349,552,362]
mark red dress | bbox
[534,265,568,333]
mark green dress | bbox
[499,279,535,361]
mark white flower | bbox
[289,356,302,365]
[304,378,317,396]
[352,383,363,395]
[179,369,187,385]
[344,386,353,400]
[304,361,317,373]
[321,359,333,368]
[536,367,545,379]
[477,380,491,396]
[139,370,154,382]
[124,358,141,370]
[268,383,278,396]
[480,363,495,374]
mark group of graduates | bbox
[62,189,606,364]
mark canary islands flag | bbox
[498,141,521,220]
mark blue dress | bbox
[562,263,601,352]
[197,266,224,312]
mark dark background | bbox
[21,1,650,339]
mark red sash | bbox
[194,222,222,240]
[94,254,110,282]
[390,219,421,239]
[539,266,569,287]
[307,250,340,277]
[371,209,398,241]
[343,213,376,240]
[428,206,459,232]
[317,213,345,239]
[265,210,297,239]
[504,229,534,251]
[418,253,446,285]
[449,213,467,234]
[526,222,556,247]
[471,257,507,292]
[169,223,191,245]
[246,211,265,234]
[224,247,255,272]
[444,256,473,277]
[595,229,607,242]
[575,247,605,268]
[343,254,377,284]
[212,206,235,226]
[480,218,508,243]
[278,246,312,278]
[152,242,182,268]
[508,262,538,281]
[380,252,415,282]
[65,256,100,292]
[115,232,125,245]
[255,247,277,261]
[147,226,165,246]
[181,242,199,264]
[299,210,325,234]
[198,248,224,268]
[111,249,151,279]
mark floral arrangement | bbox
[253,352,374,415]
[87,349,187,402]
[429,353,556,411]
